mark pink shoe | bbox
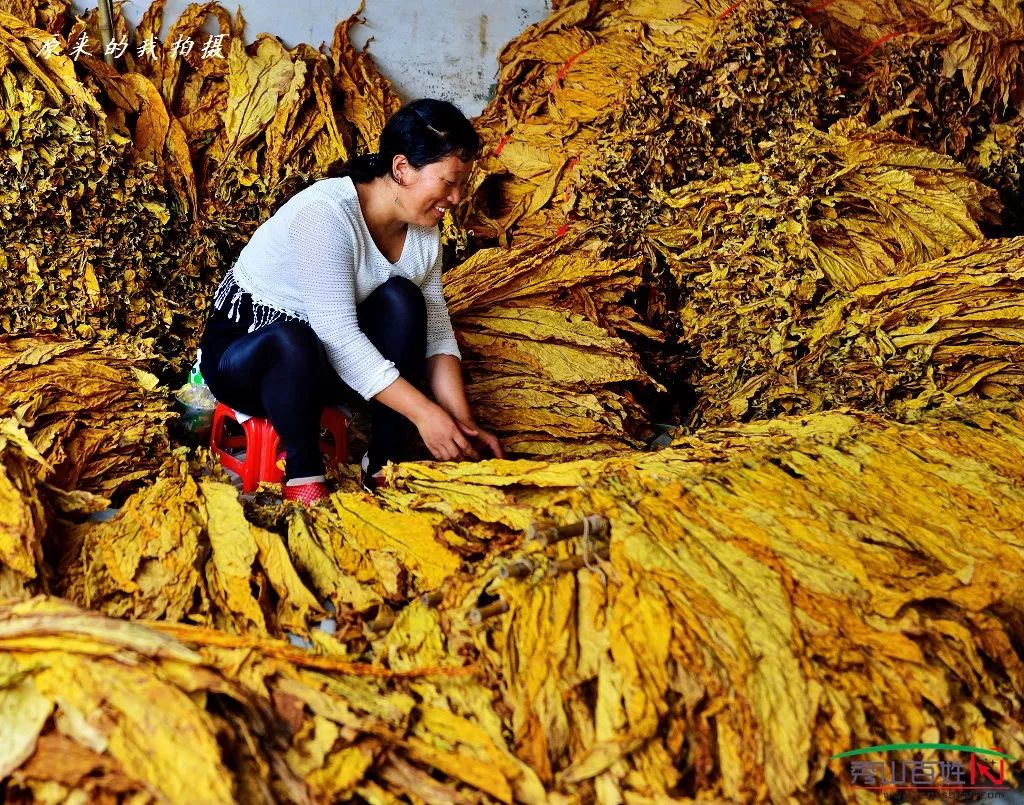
[282,481,330,505]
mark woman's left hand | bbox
[455,419,505,459]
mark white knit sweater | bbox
[213,177,462,400]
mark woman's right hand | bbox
[415,404,479,462]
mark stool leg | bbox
[261,421,285,486]
[319,407,349,468]
[239,417,263,493]
[335,421,348,466]
[210,405,225,452]
[210,403,248,481]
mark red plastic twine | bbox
[549,47,592,93]
[717,0,744,20]
[494,134,510,157]
[555,223,570,238]
[857,30,905,60]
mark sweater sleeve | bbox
[288,200,400,400]
[422,244,462,360]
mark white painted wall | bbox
[112,0,552,117]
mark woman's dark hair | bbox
[328,98,481,183]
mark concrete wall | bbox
[114,0,552,117]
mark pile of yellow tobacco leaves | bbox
[0,0,397,367]
[7,402,1024,800]
[3,0,1024,802]
[454,0,1022,432]
[0,335,175,500]
[806,0,1024,225]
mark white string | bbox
[213,267,307,330]
[212,267,235,308]
[248,302,289,333]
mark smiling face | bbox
[393,154,473,227]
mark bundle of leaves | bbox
[646,124,1006,425]
[1,2,399,370]
[806,0,1024,228]
[0,335,175,500]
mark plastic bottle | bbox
[175,350,216,439]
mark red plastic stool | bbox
[209,402,349,493]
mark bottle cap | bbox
[190,349,204,385]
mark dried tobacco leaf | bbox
[35,401,1024,802]
[331,0,402,150]
[0,596,539,803]
[646,125,1005,426]
[450,0,858,422]
[672,237,1024,426]
[444,234,659,457]
[0,597,304,802]
[59,476,321,636]
[0,13,194,359]
[0,2,394,371]
[974,112,1024,231]
[379,401,1024,802]
[0,418,50,600]
[0,336,175,498]
[0,0,68,32]
[286,491,464,614]
[812,0,1024,139]
[807,0,1024,226]
[5,5,1024,803]
[462,0,718,245]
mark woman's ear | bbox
[392,154,408,185]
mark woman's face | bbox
[394,154,473,227]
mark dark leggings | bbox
[204,276,427,478]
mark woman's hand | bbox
[415,404,479,462]
[456,419,505,459]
